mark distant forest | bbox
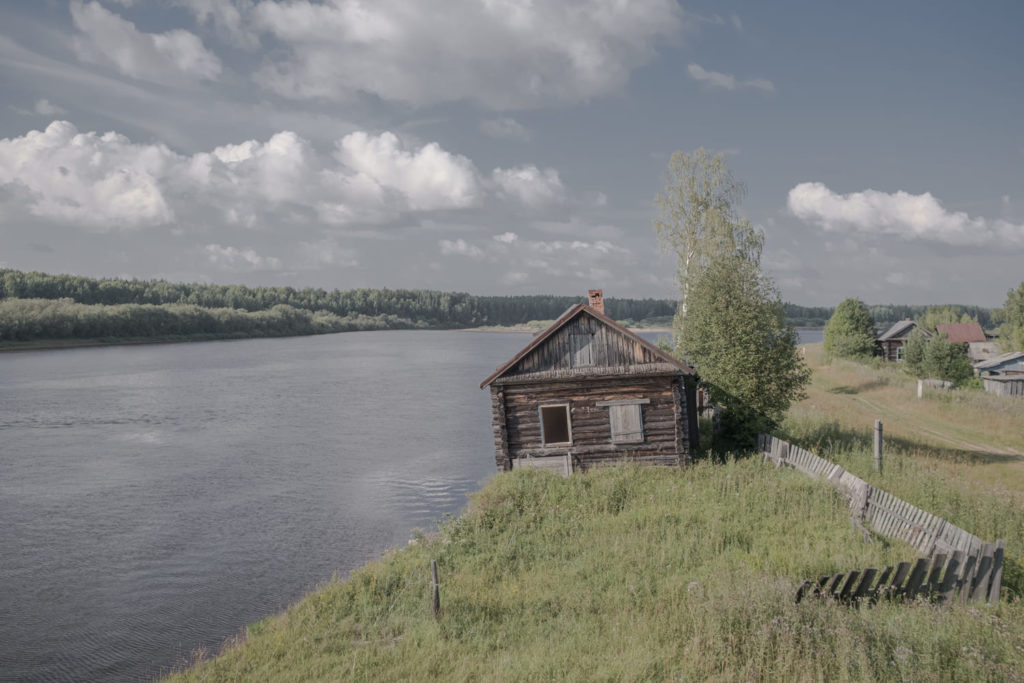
[0,269,997,344]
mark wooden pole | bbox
[431,559,440,617]
[917,379,923,399]
[873,419,883,474]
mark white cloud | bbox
[241,0,683,108]
[34,99,66,115]
[492,165,565,207]
[493,231,518,244]
[687,63,774,92]
[730,13,743,32]
[203,243,282,270]
[295,238,359,268]
[71,0,222,82]
[439,238,486,260]
[885,272,911,286]
[0,120,174,230]
[788,181,1024,247]
[0,121,569,246]
[176,0,258,48]
[480,118,531,141]
[336,132,480,211]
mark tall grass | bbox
[169,462,1024,682]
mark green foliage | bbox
[0,298,415,342]
[0,268,683,329]
[922,334,974,385]
[823,298,876,363]
[870,303,995,329]
[679,255,810,447]
[917,305,977,333]
[654,148,764,320]
[999,281,1024,352]
[902,329,928,377]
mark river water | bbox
[0,328,821,682]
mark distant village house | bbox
[876,319,930,362]
[934,322,992,362]
[480,290,699,474]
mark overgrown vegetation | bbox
[824,298,876,363]
[168,462,1024,682]
[901,331,974,386]
[999,281,1024,352]
[655,149,808,448]
[0,297,412,344]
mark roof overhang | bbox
[480,303,694,389]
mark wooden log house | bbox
[480,290,699,474]
[876,319,931,362]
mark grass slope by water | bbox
[169,461,1024,682]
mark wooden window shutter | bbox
[610,404,644,443]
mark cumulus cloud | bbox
[788,181,1024,247]
[439,238,486,260]
[492,165,565,207]
[493,231,518,244]
[336,132,480,211]
[480,118,531,141]
[687,63,774,92]
[203,243,282,270]
[71,0,222,82]
[0,120,174,230]
[0,122,561,234]
[236,0,682,108]
[34,99,67,115]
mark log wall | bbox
[493,374,693,471]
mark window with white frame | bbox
[896,345,904,362]
[596,398,649,443]
[539,404,572,445]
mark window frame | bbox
[538,403,573,446]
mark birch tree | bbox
[654,149,764,325]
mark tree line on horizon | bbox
[0,268,999,331]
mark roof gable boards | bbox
[480,304,692,388]
[878,320,930,341]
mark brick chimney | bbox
[588,289,604,314]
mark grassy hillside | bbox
[169,461,1024,682]
[784,345,1024,535]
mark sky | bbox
[0,0,1021,306]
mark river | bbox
[0,328,821,681]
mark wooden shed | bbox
[480,290,699,474]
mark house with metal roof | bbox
[876,319,931,362]
[480,289,699,474]
[973,351,1024,376]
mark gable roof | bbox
[973,351,1024,371]
[480,303,694,388]
[878,319,929,341]
[935,322,986,343]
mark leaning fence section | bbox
[758,433,1004,603]
[796,546,1005,606]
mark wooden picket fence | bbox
[758,434,1005,603]
[796,546,1005,605]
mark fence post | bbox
[873,420,883,474]
[917,379,923,399]
[431,559,440,617]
